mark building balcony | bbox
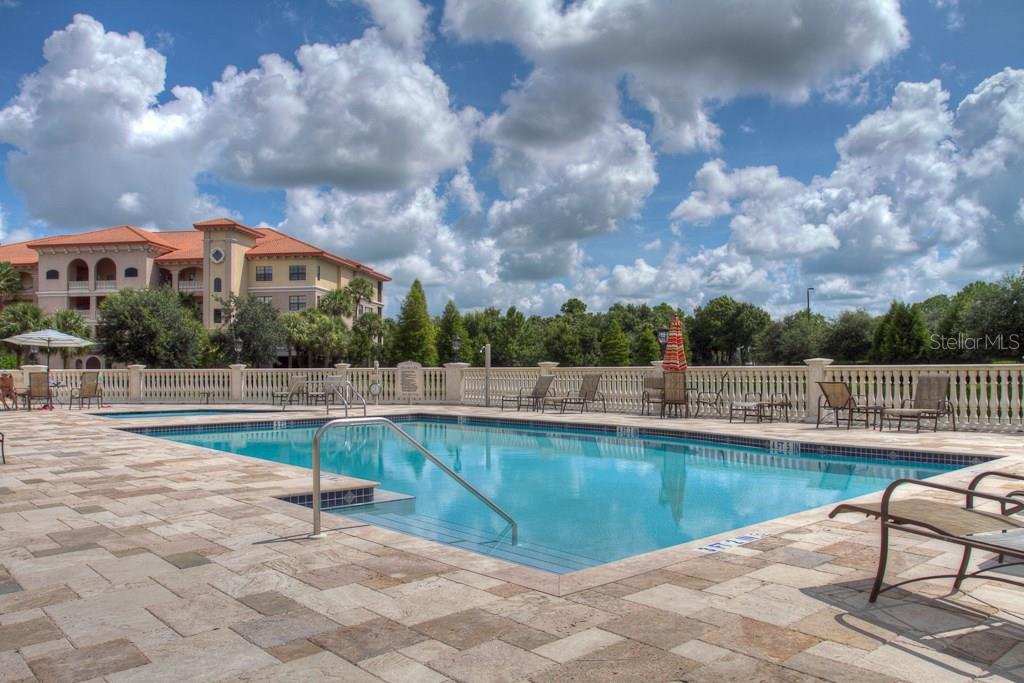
[68,280,89,291]
[95,280,117,291]
[178,280,203,292]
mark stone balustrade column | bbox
[443,362,469,403]
[229,364,247,402]
[537,362,559,375]
[333,363,350,384]
[127,364,146,403]
[803,358,834,422]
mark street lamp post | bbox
[656,327,669,355]
[481,343,492,407]
[452,335,461,360]
[233,338,243,364]
[806,287,815,318]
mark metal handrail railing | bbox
[310,417,517,544]
[343,381,367,416]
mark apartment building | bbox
[0,217,389,366]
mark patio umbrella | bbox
[3,328,94,370]
[662,316,688,372]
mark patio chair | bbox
[0,374,17,411]
[829,472,1024,602]
[500,375,554,411]
[881,375,955,432]
[661,372,689,418]
[309,377,344,407]
[555,374,606,414]
[18,372,51,410]
[70,371,104,409]
[763,393,792,423]
[274,376,307,411]
[816,381,880,429]
[729,392,765,423]
[641,375,664,416]
[693,373,729,417]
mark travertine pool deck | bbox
[1,403,1023,682]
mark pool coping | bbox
[108,408,1009,595]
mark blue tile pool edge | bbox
[118,412,997,468]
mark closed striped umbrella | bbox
[662,316,688,372]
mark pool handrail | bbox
[310,417,518,544]
[343,381,368,416]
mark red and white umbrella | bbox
[662,316,688,372]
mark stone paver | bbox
[1,403,1022,681]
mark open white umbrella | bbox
[3,328,94,369]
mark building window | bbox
[124,267,138,278]
[288,295,306,311]
[213,308,222,323]
[289,265,306,281]
[256,265,272,281]
[46,269,59,280]
[213,277,222,293]
[255,296,272,305]
[210,248,225,263]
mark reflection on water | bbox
[164,420,956,567]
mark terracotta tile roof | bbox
[27,225,176,251]
[153,231,204,263]
[247,228,391,281]
[0,240,39,267]
[1,220,390,281]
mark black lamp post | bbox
[806,287,815,318]
[233,338,243,363]
[656,327,669,354]
[452,335,461,359]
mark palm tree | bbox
[50,309,91,365]
[0,263,23,305]
[0,303,49,363]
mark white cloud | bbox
[444,0,908,153]
[0,14,222,229]
[669,70,1024,312]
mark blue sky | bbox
[1,0,1022,316]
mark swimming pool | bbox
[155,417,963,573]
[101,409,276,419]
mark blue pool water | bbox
[158,419,958,573]
[101,409,275,419]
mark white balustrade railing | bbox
[827,364,1023,432]
[25,360,1024,431]
[142,369,231,403]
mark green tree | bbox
[217,295,284,367]
[691,297,770,364]
[97,288,207,367]
[822,310,876,362]
[544,318,583,366]
[50,309,91,365]
[319,277,377,319]
[435,300,469,364]
[631,325,662,365]
[0,302,48,363]
[872,301,929,363]
[600,319,630,366]
[0,262,22,305]
[349,312,385,366]
[391,280,437,365]
[754,312,828,364]
[293,309,347,366]
[280,313,306,367]
[560,298,587,317]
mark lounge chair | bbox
[816,381,881,429]
[553,374,606,413]
[830,472,1024,602]
[661,372,689,418]
[17,372,51,410]
[274,376,307,410]
[500,375,554,411]
[70,371,103,409]
[641,375,664,416]
[693,373,728,417]
[881,375,955,432]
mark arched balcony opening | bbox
[178,266,203,293]
[158,268,173,287]
[95,258,117,291]
[67,259,89,291]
